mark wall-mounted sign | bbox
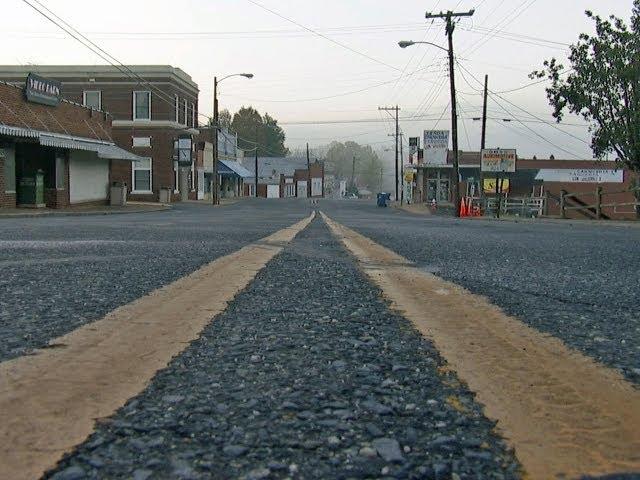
[25,73,61,107]
[481,148,516,172]
[424,130,449,165]
[409,137,420,164]
[483,178,510,193]
[534,168,623,183]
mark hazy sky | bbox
[2,0,635,159]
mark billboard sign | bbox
[408,137,420,164]
[423,130,449,165]
[481,148,516,172]
[534,169,623,183]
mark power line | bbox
[246,0,401,72]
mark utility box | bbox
[159,187,172,204]
[17,170,45,208]
[110,181,127,207]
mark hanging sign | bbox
[25,73,61,107]
[481,148,516,172]
[423,130,449,165]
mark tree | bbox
[324,141,384,192]
[230,106,288,157]
[531,1,640,171]
[218,109,232,130]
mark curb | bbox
[0,205,171,219]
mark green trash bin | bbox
[17,170,45,207]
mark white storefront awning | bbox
[0,123,145,162]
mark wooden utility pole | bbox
[306,143,311,198]
[379,105,401,201]
[480,74,488,200]
[254,147,258,198]
[425,8,474,217]
[399,132,404,206]
[212,76,219,205]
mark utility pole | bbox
[480,74,488,200]
[306,143,311,198]
[254,146,258,198]
[212,76,219,205]
[425,8,474,217]
[379,105,400,201]
[351,155,356,191]
[400,131,404,206]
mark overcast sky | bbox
[2,0,634,160]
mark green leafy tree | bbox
[230,106,288,157]
[324,141,384,192]
[531,1,640,171]
[218,109,232,130]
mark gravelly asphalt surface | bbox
[322,200,640,385]
[46,218,520,480]
[0,200,311,362]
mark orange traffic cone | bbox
[459,197,466,217]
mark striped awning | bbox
[0,123,144,162]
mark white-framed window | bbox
[132,137,151,148]
[183,99,188,126]
[247,183,255,197]
[190,162,195,191]
[174,94,179,123]
[83,90,101,110]
[191,102,196,128]
[133,91,151,121]
[173,161,179,193]
[132,157,152,193]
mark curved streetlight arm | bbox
[217,73,254,84]
[398,40,448,53]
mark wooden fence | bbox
[559,186,640,220]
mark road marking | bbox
[321,212,640,480]
[0,212,315,480]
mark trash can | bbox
[110,181,127,207]
[17,170,45,208]
[377,192,390,207]
[159,187,172,204]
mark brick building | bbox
[0,65,200,202]
[0,79,141,209]
[242,156,325,199]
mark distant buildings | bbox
[241,156,325,198]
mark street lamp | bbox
[212,73,253,205]
[398,40,448,52]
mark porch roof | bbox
[0,123,145,162]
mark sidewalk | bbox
[0,202,170,219]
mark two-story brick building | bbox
[0,65,200,202]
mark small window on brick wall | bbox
[55,153,65,190]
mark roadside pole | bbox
[425,9,475,217]
[400,132,404,206]
[379,106,401,201]
[307,143,311,198]
[480,74,488,204]
[254,147,258,198]
[212,76,219,206]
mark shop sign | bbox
[534,168,623,183]
[423,130,449,165]
[483,178,510,193]
[481,148,516,172]
[409,137,420,164]
[25,73,61,107]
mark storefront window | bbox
[55,153,65,190]
[3,146,16,193]
[133,157,152,192]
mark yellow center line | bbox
[321,211,640,480]
[0,212,315,480]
